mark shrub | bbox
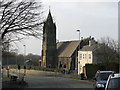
[85,61,119,79]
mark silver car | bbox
[105,73,120,90]
[93,71,114,90]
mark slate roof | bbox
[57,41,80,58]
[80,44,101,51]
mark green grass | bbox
[6,65,57,72]
[2,76,9,79]
[4,65,76,75]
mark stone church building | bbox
[41,11,81,70]
[41,11,57,68]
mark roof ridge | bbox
[58,40,81,43]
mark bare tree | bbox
[100,37,118,52]
[95,37,119,63]
[0,0,43,51]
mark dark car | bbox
[105,73,120,90]
[93,71,114,90]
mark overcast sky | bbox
[15,0,119,56]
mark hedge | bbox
[85,61,119,79]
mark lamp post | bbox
[7,42,10,77]
[7,42,10,66]
[23,45,26,78]
[76,30,80,75]
[14,49,18,72]
[77,30,80,40]
[77,30,80,50]
[23,45,26,65]
[11,49,18,72]
[13,49,18,65]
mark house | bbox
[77,38,117,75]
[78,38,99,75]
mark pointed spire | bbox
[46,6,53,23]
[49,5,51,11]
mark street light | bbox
[23,45,26,65]
[76,30,80,75]
[10,49,18,65]
[77,30,80,50]
[77,30,80,41]
[0,39,2,66]
[13,49,18,65]
[12,49,18,72]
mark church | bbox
[41,10,81,70]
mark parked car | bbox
[93,71,114,90]
[105,73,120,90]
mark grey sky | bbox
[15,0,118,55]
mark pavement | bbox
[2,79,28,88]
[2,69,27,89]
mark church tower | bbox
[41,10,57,68]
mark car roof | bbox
[110,73,120,79]
[97,71,114,73]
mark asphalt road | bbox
[3,69,94,89]
[25,72,94,88]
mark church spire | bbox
[49,5,51,12]
[42,7,57,68]
[46,7,53,23]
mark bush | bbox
[85,61,119,79]
[85,64,99,79]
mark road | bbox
[24,70,94,88]
[3,69,94,89]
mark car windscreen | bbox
[107,78,120,89]
[99,73,112,80]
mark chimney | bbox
[89,37,95,46]
[91,37,94,40]
[89,36,91,39]
[81,37,83,40]
[89,40,92,46]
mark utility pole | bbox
[118,2,120,73]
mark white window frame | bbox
[80,54,82,60]
[85,54,87,59]
[83,54,85,59]
[89,54,91,59]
